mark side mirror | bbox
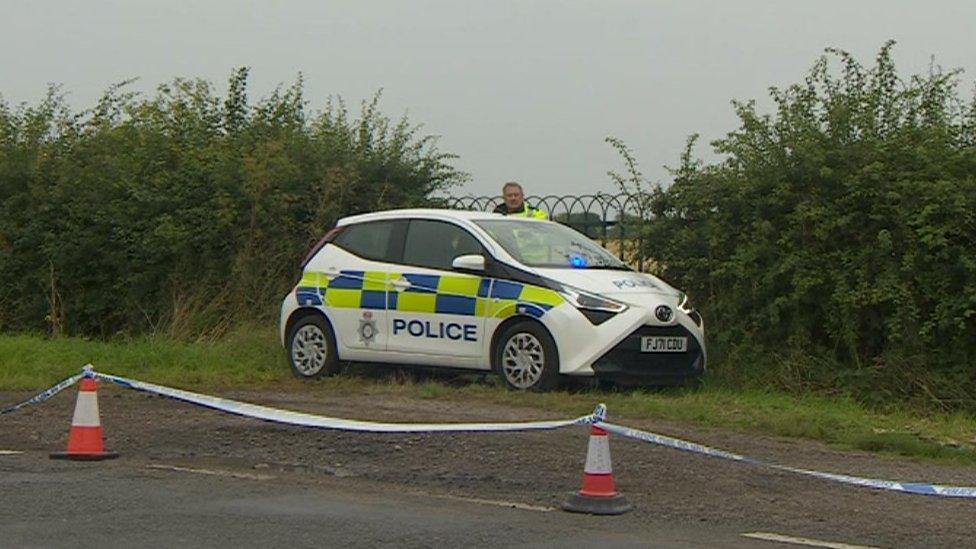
[451,254,485,271]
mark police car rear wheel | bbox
[495,321,559,391]
[288,315,339,379]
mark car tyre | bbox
[493,320,560,391]
[287,314,340,379]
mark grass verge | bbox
[0,328,284,389]
[2,327,975,465]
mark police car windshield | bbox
[474,219,630,270]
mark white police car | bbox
[280,209,705,390]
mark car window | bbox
[473,219,629,269]
[333,220,399,261]
[402,220,483,270]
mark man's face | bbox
[503,185,524,211]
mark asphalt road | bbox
[2,451,800,548]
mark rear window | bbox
[332,220,400,262]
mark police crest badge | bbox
[359,311,378,345]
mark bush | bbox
[0,69,466,338]
[613,42,976,411]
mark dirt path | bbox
[2,386,974,548]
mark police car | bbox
[280,209,705,390]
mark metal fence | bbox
[441,193,652,270]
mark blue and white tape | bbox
[93,371,600,433]
[772,464,976,498]
[5,365,975,499]
[0,372,85,415]
[598,421,976,499]
[597,422,759,464]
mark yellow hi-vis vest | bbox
[514,206,548,220]
[495,203,548,220]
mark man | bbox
[492,181,548,219]
[492,181,550,263]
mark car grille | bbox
[591,323,705,381]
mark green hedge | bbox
[0,69,466,338]
[623,43,976,410]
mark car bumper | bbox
[279,292,300,346]
[590,323,705,384]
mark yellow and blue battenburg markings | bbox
[295,270,563,319]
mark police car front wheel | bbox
[287,314,340,379]
[494,321,559,391]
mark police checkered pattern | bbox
[296,270,563,319]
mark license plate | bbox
[641,336,687,353]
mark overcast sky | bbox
[2,1,974,197]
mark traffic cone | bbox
[50,376,119,461]
[562,424,632,515]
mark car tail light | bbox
[300,226,343,268]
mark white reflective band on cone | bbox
[584,434,613,474]
[70,392,101,427]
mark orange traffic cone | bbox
[562,424,632,515]
[50,376,119,461]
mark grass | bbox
[2,326,975,465]
[0,328,284,389]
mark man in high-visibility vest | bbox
[492,181,548,220]
[491,181,550,263]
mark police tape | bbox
[92,371,604,433]
[0,371,85,415]
[597,422,976,499]
[5,366,976,499]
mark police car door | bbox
[387,219,488,359]
[323,219,405,353]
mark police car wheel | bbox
[494,321,559,391]
[287,315,339,379]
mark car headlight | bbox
[555,284,628,314]
[677,292,703,327]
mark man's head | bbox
[502,181,525,212]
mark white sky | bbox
[2,1,974,197]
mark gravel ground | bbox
[2,384,975,548]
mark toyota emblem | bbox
[655,305,673,322]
